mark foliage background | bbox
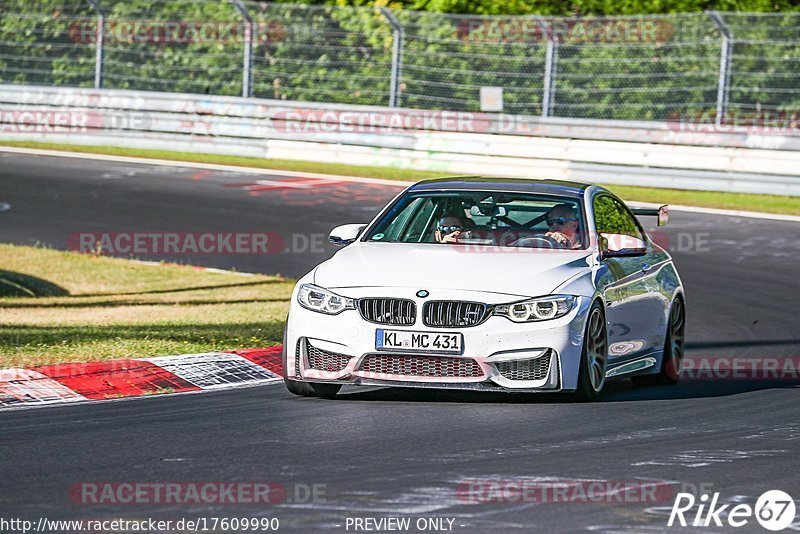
[1,0,798,120]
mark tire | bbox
[573,301,608,401]
[281,322,342,399]
[632,297,685,386]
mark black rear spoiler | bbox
[631,204,669,226]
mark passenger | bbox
[434,215,467,243]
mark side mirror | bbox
[599,233,648,259]
[631,204,669,226]
[657,205,669,227]
[329,224,367,247]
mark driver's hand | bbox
[441,230,461,243]
[546,231,568,246]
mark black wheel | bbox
[574,301,608,401]
[281,322,342,399]
[632,297,685,386]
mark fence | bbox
[1,1,799,123]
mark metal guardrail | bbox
[0,85,799,196]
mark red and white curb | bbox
[0,347,284,411]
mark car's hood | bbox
[314,243,593,298]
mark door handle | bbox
[641,263,651,273]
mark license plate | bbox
[375,329,463,355]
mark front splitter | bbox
[301,377,570,393]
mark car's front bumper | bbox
[285,286,592,392]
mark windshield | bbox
[364,191,587,249]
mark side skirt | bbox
[605,355,658,379]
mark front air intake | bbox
[306,342,352,373]
[494,353,552,381]
[358,354,483,378]
[294,340,302,378]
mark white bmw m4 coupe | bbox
[282,177,685,400]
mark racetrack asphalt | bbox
[1,150,798,532]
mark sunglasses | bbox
[438,225,463,233]
[547,216,577,226]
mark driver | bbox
[434,215,468,243]
[545,204,581,249]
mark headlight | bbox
[297,284,355,315]
[493,295,577,322]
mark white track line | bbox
[2,145,798,222]
[0,146,409,187]
[127,259,259,277]
[0,380,282,413]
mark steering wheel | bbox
[510,235,561,249]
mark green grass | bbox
[0,244,294,368]
[3,140,798,216]
[604,185,800,216]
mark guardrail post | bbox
[230,0,254,98]
[537,17,558,118]
[380,7,404,107]
[708,11,732,128]
[85,0,105,89]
